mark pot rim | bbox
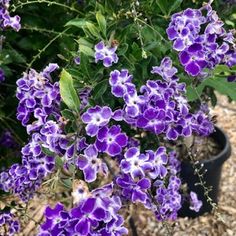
[182,126,231,168]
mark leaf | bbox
[96,12,106,37]
[156,0,167,15]
[93,80,108,100]
[186,84,205,102]
[86,22,101,38]
[213,65,231,74]
[168,0,183,15]
[65,18,87,28]
[79,44,94,57]
[204,77,236,101]
[60,69,80,112]
[61,109,75,120]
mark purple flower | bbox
[0,68,5,82]
[179,43,207,76]
[120,147,152,179]
[81,105,112,137]
[147,147,168,179]
[0,211,20,236]
[79,87,91,110]
[95,125,128,157]
[189,191,202,212]
[95,41,118,67]
[109,69,135,97]
[154,176,182,220]
[74,56,80,65]
[151,57,178,81]
[116,174,151,204]
[40,203,70,235]
[0,1,21,31]
[76,144,108,182]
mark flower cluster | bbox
[0,211,20,236]
[95,41,118,67]
[16,63,60,130]
[0,0,21,31]
[0,64,68,201]
[167,4,236,76]
[108,57,213,140]
[117,148,182,220]
[39,183,128,236]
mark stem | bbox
[11,0,81,14]
[21,25,75,38]
[26,28,69,70]
[129,216,138,236]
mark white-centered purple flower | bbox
[109,69,135,97]
[0,0,21,31]
[81,105,112,137]
[95,125,128,157]
[74,56,80,65]
[95,41,118,67]
[189,191,202,212]
[151,57,178,81]
[0,211,20,236]
[76,144,108,183]
[116,174,151,204]
[147,147,168,179]
[120,147,152,179]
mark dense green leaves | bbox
[60,69,80,112]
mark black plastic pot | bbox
[178,127,231,218]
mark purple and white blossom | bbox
[95,41,118,67]
[0,211,20,236]
[95,125,128,157]
[109,69,135,97]
[81,105,112,137]
[0,0,21,31]
[120,147,152,179]
[76,144,108,182]
[189,191,202,212]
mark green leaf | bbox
[61,109,75,120]
[204,77,236,101]
[156,0,167,15]
[168,0,183,15]
[213,65,231,74]
[79,44,94,57]
[86,22,101,38]
[96,12,106,37]
[60,69,80,112]
[186,84,205,102]
[42,147,55,156]
[65,18,87,28]
[93,80,108,100]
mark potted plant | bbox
[0,0,236,235]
